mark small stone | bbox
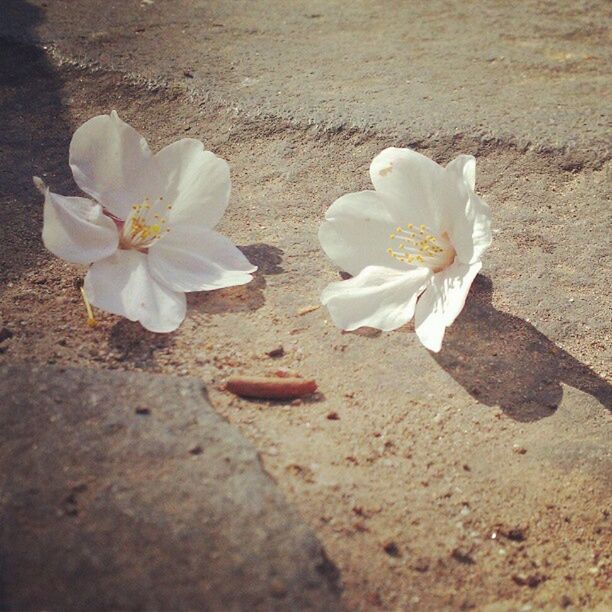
[513,445,527,455]
[512,573,547,588]
[503,526,527,542]
[451,548,475,565]
[412,557,429,572]
[189,445,203,456]
[135,407,151,415]
[383,541,400,557]
[266,346,285,358]
[326,412,340,420]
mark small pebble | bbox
[412,558,429,572]
[512,573,547,588]
[383,541,401,557]
[266,346,285,358]
[451,548,475,564]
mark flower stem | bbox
[79,286,97,328]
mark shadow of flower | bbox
[239,243,285,275]
[344,327,382,338]
[432,275,611,422]
[109,319,175,367]
[188,243,284,315]
[188,274,266,314]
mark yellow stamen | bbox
[387,222,454,271]
[121,196,173,249]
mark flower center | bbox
[120,197,172,250]
[387,223,455,272]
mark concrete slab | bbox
[1,0,610,161]
[0,364,341,612]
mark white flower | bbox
[318,147,492,352]
[36,111,256,332]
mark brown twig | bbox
[226,375,317,400]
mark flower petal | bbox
[155,139,231,229]
[369,147,447,231]
[37,178,119,265]
[69,111,159,220]
[444,155,492,264]
[321,265,431,331]
[414,261,482,352]
[319,190,408,276]
[84,250,186,333]
[148,225,256,292]
[447,154,476,191]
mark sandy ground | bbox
[1,35,611,612]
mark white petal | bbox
[369,147,447,231]
[69,111,160,220]
[38,179,119,265]
[415,261,481,352]
[155,139,231,229]
[447,154,476,191]
[148,225,256,292]
[444,155,492,264]
[318,190,407,276]
[84,250,186,333]
[321,265,431,332]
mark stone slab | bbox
[1,0,609,161]
[0,364,341,611]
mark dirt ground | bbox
[1,42,611,610]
